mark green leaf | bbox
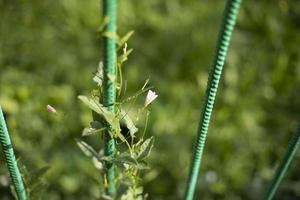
[90,121,105,129]
[120,186,145,200]
[78,95,105,115]
[113,159,126,171]
[134,187,144,196]
[102,31,119,41]
[107,74,116,82]
[92,157,103,170]
[137,161,150,170]
[136,137,154,160]
[117,30,134,47]
[117,152,138,165]
[78,95,120,135]
[82,127,105,136]
[113,152,138,171]
[76,139,112,167]
[120,187,135,200]
[101,194,114,200]
[75,138,98,158]
[120,110,138,138]
[97,16,109,33]
[83,121,106,136]
[118,131,127,142]
[118,49,133,64]
[93,61,103,86]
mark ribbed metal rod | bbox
[0,106,27,200]
[102,0,117,196]
[184,1,242,199]
[263,124,300,200]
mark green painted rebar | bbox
[263,124,300,200]
[0,106,27,200]
[184,0,242,199]
[102,0,117,196]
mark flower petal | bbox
[145,90,158,107]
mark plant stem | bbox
[0,106,27,200]
[184,0,242,199]
[264,124,300,200]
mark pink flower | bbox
[47,105,57,114]
[145,90,158,107]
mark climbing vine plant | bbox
[76,32,157,199]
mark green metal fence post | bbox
[0,106,27,200]
[184,0,242,199]
[263,124,300,200]
[102,0,117,196]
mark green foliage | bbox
[19,165,49,200]
[135,137,154,161]
[120,109,138,138]
[0,0,300,199]
[75,30,155,199]
[78,95,121,138]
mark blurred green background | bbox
[1,0,300,199]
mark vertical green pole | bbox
[0,106,27,200]
[102,0,117,196]
[264,124,300,200]
[184,0,242,199]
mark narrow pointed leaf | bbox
[78,95,121,135]
[117,30,134,47]
[75,139,98,158]
[82,127,105,136]
[90,121,105,129]
[137,137,154,160]
[93,62,103,86]
[120,110,138,138]
[117,152,138,165]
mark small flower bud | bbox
[145,90,158,107]
[47,105,57,114]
